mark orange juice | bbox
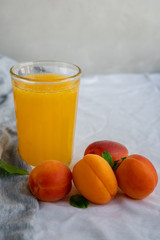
[12,73,80,166]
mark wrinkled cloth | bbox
[36,74,160,240]
[0,55,17,128]
[0,55,160,240]
[0,55,39,240]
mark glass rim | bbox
[10,61,81,84]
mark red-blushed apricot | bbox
[115,154,158,199]
[84,140,128,164]
[72,154,118,204]
[29,160,72,202]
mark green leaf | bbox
[102,151,113,167]
[121,157,127,162]
[112,157,127,171]
[112,160,119,171]
[70,194,89,209]
[0,159,29,175]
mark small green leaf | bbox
[102,151,113,167]
[113,157,127,171]
[70,194,89,209]
[0,159,29,175]
[112,160,119,171]
[121,157,127,162]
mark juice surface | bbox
[12,73,80,166]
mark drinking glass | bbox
[10,61,81,166]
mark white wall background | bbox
[0,0,160,74]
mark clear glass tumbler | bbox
[10,61,81,166]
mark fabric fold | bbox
[0,127,39,240]
[0,55,39,240]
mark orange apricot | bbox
[115,154,158,199]
[84,140,128,164]
[72,154,118,204]
[29,160,72,202]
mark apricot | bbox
[72,154,118,204]
[84,140,128,164]
[115,154,158,199]
[29,160,72,202]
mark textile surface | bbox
[0,55,159,240]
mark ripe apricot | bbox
[115,154,158,199]
[84,140,128,164]
[72,154,118,204]
[29,160,72,202]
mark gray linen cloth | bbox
[0,55,39,240]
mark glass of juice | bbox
[10,61,81,166]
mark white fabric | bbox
[35,74,160,240]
